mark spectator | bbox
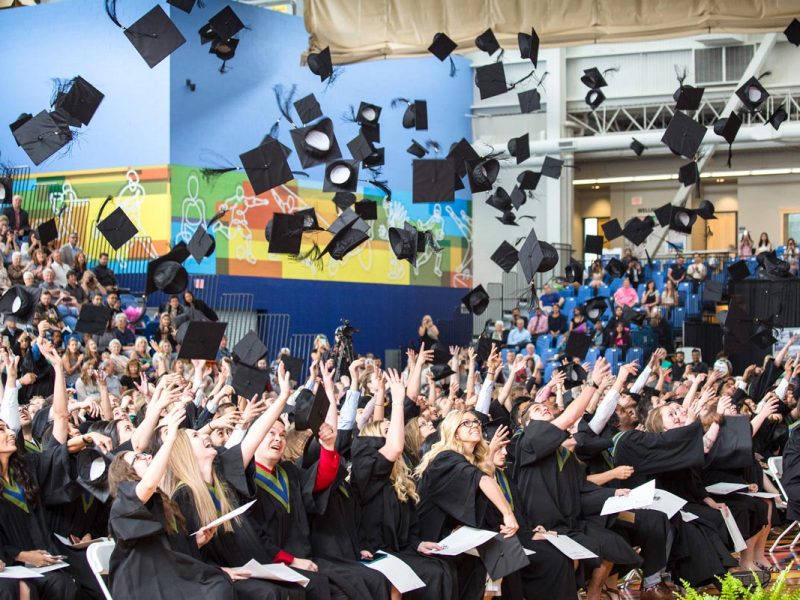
[75,364,99,400]
[588,259,604,293]
[93,252,118,289]
[59,231,82,267]
[159,294,184,320]
[1,316,22,345]
[49,250,70,287]
[538,283,564,313]
[604,305,628,345]
[150,313,177,351]
[216,335,232,362]
[686,254,707,294]
[568,306,589,335]
[490,320,507,346]
[26,248,47,283]
[33,290,64,330]
[688,347,709,374]
[667,255,686,287]
[739,230,754,257]
[786,238,799,276]
[591,320,605,349]
[152,338,176,375]
[626,257,643,286]
[6,251,24,285]
[641,280,660,313]
[527,306,549,341]
[81,270,106,300]
[119,359,144,391]
[65,270,87,304]
[547,304,567,345]
[129,336,153,372]
[756,232,772,255]
[310,334,330,363]
[609,322,631,353]
[509,306,527,329]
[0,223,17,266]
[418,314,439,348]
[83,337,102,367]
[2,194,30,237]
[63,335,84,387]
[106,291,123,316]
[621,247,633,267]
[100,358,123,395]
[506,317,531,352]
[39,267,61,292]
[613,278,639,308]
[73,250,88,280]
[112,313,136,351]
[661,279,678,315]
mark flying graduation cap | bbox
[388,221,440,267]
[713,112,742,167]
[661,111,706,159]
[580,67,609,110]
[490,241,519,272]
[95,195,138,251]
[187,208,228,263]
[735,76,769,112]
[52,76,104,127]
[518,27,540,67]
[786,18,800,46]
[104,3,186,68]
[475,29,502,56]
[462,285,490,315]
[198,6,245,71]
[392,98,427,130]
[11,110,73,166]
[307,47,333,82]
[507,133,530,164]
[428,32,458,77]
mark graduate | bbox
[415,409,519,600]
[781,418,800,532]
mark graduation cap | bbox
[605,257,625,278]
[207,6,244,41]
[517,170,541,191]
[320,213,369,261]
[661,111,706,159]
[307,46,333,82]
[290,118,342,169]
[447,138,480,177]
[541,156,563,179]
[177,321,227,361]
[323,160,360,193]
[412,159,455,203]
[507,133,530,164]
[0,286,39,324]
[519,229,558,283]
[145,244,190,295]
[585,297,609,322]
[786,18,800,46]
[187,209,227,264]
[581,67,608,89]
[96,198,138,251]
[293,94,322,125]
[11,110,73,166]
[474,333,494,363]
[735,76,769,112]
[565,257,584,284]
[388,222,427,267]
[167,0,196,13]
[510,186,526,211]
[714,112,742,167]
[478,534,529,581]
[231,362,270,400]
[518,88,541,113]
[679,161,700,187]
[233,331,268,367]
[279,355,304,383]
[0,177,12,203]
[332,192,356,211]
[490,241,519,272]
[393,98,428,130]
[564,334,592,361]
[75,303,112,336]
[622,217,653,246]
[346,132,375,163]
[105,4,186,69]
[76,447,113,503]
[466,158,500,193]
[750,321,777,349]
[584,234,604,255]
[362,146,384,169]
[486,187,513,213]
[353,200,377,221]
[703,280,723,303]
[601,219,622,242]
[475,28,501,56]
[475,62,507,100]
[294,386,330,434]
[727,259,750,281]
[36,219,58,245]
[356,102,381,126]
[407,140,428,158]
[622,305,646,326]
[654,203,696,234]
[430,346,455,381]
[462,285,490,315]
[768,105,788,130]
[428,32,457,61]
[673,85,705,111]
[239,139,294,195]
[268,213,303,255]
[630,138,645,157]
[585,89,606,110]
[53,76,104,127]
[696,200,716,220]
[518,27,540,67]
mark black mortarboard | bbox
[167,0,196,13]
[462,285,490,315]
[388,222,421,266]
[768,105,788,130]
[76,447,113,503]
[661,111,706,158]
[323,159,360,193]
[55,76,104,127]
[96,205,138,251]
[679,161,699,187]
[703,280,723,303]
[231,362,269,400]
[208,6,244,41]
[356,102,381,126]
[475,29,501,56]
[622,218,653,246]
[601,219,622,242]
[475,333,493,363]
[696,199,716,220]
[362,146,384,168]
[605,257,625,278]
[122,5,186,69]
[9,112,32,137]
[290,118,342,169]
[294,208,322,232]
[37,219,58,245]
[412,159,455,203]
[293,94,322,125]
[280,355,305,383]
[475,62,507,100]
[541,156,563,179]
[294,386,330,434]
[12,110,72,166]
[581,67,608,89]
[478,534,529,581]
[332,192,356,211]
[750,322,777,349]
[428,32,457,61]
[407,140,428,158]
[668,206,697,235]
[145,244,190,295]
[187,226,215,263]
[728,260,750,281]
[565,334,592,361]
[233,331,268,367]
[735,76,769,112]
[307,47,333,82]
[630,138,645,156]
[622,305,646,326]
[398,99,428,130]
[714,113,742,145]
[490,241,519,272]
[178,321,227,360]
[240,140,293,195]
[507,133,530,164]
[0,286,37,324]
[486,187,513,213]
[786,18,800,46]
[321,216,369,261]
[467,158,500,193]
[510,186,526,211]
[326,208,361,236]
[496,211,520,226]
[75,303,112,336]
[430,347,455,381]
[654,203,673,227]
[347,132,374,163]
[585,89,606,110]
[517,170,541,190]
[268,213,304,255]
[674,85,705,111]
[518,228,545,283]
[447,138,480,177]
[584,234,604,255]
[353,200,377,221]
[585,297,609,322]
[518,28,540,67]
[518,89,541,113]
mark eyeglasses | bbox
[130,453,151,467]
[459,419,482,430]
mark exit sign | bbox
[631,197,642,206]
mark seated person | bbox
[686,254,707,294]
[507,317,532,352]
[547,305,567,347]
[539,284,564,313]
[613,278,639,308]
[112,313,136,352]
[92,252,118,289]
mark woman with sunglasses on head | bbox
[415,409,519,600]
[106,405,236,600]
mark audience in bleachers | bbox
[740,230,755,256]
[757,232,773,255]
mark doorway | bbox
[693,211,737,251]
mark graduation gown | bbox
[0,550,19,600]
[612,424,737,586]
[350,436,455,600]
[781,422,800,521]
[512,420,640,573]
[416,450,489,600]
[0,442,78,600]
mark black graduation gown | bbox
[485,469,577,600]
[416,450,489,600]
[781,422,800,521]
[0,549,19,600]
[511,420,640,573]
[0,442,78,600]
[350,436,455,600]
[612,424,737,586]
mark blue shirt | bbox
[540,292,561,307]
[507,327,531,347]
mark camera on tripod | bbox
[331,319,359,381]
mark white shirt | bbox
[50,261,70,287]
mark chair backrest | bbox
[86,540,115,600]
[768,456,789,502]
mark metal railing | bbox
[289,333,320,375]
[217,293,255,346]
[258,312,292,361]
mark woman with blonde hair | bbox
[415,409,519,600]
[352,369,453,599]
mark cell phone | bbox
[661,360,672,369]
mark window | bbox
[694,45,754,85]
[783,212,800,243]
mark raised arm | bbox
[40,343,69,444]
[750,393,780,436]
[552,357,610,431]
[96,369,114,421]
[319,360,340,432]
[407,343,433,402]
[465,347,477,406]
[0,352,19,432]
[379,369,407,462]
[240,363,291,466]
[135,405,185,503]
[498,354,527,413]
[131,375,181,453]
[588,362,638,434]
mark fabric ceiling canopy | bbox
[304,0,800,64]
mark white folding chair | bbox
[86,540,115,600]
[767,457,800,553]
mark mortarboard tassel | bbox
[104,0,124,29]
[448,56,457,78]
[369,179,392,203]
[390,97,411,110]
[342,105,359,124]
[273,84,298,129]
[675,64,688,87]
[425,140,441,155]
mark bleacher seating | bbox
[604,347,621,374]
[626,347,643,367]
